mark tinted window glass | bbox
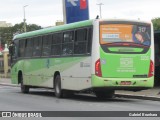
[25,39,33,57]
[62,31,74,56]
[52,33,62,44]
[13,40,19,58]
[33,37,42,57]
[87,28,92,54]
[74,29,87,55]
[42,35,52,56]
[51,33,62,56]
[19,40,25,57]
[63,31,74,43]
[76,29,87,42]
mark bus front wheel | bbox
[54,75,63,98]
[20,75,29,93]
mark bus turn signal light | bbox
[148,60,154,78]
[95,59,102,77]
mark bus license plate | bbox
[120,81,131,85]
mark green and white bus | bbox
[10,19,154,98]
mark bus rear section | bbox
[92,20,154,96]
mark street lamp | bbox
[23,5,28,32]
[97,3,104,19]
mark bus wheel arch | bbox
[18,71,23,84]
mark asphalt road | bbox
[0,85,160,119]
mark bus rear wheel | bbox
[94,90,115,99]
[54,75,63,98]
[20,75,29,93]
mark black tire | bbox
[95,90,115,99]
[20,74,29,93]
[54,75,63,98]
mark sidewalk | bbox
[115,88,160,101]
[0,78,18,87]
[0,77,12,85]
[0,78,160,101]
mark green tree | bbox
[0,27,12,47]
[0,23,42,47]
[27,24,41,32]
[152,18,160,31]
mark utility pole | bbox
[97,3,104,19]
[23,5,28,32]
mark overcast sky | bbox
[0,0,160,27]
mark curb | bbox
[115,94,160,101]
[0,83,19,87]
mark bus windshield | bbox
[100,23,151,46]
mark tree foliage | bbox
[152,18,160,31]
[0,22,42,48]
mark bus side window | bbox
[25,39,33,57]
[51,33,62,56]
[33,37,42,57]
[42,35,52,56]
[62,31,74,56]
[74,28,87,55]
[19,40,25,57]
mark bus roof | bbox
[13,20,93,40]
[13,19,151,40]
